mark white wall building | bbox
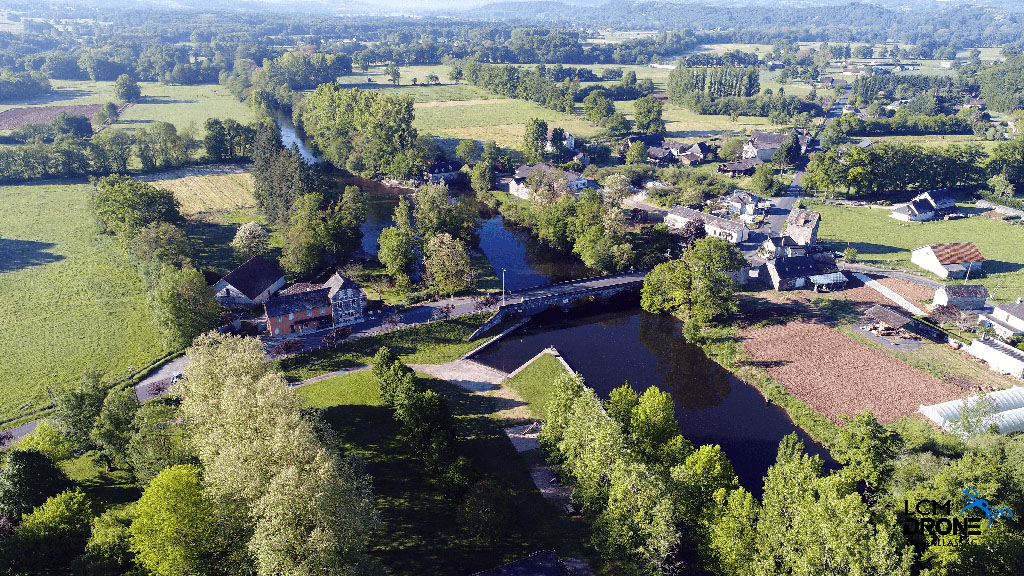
[911,243,985,279]
[966,337,1024,378]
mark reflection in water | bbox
[275,114,318,164]
[478,216,593,291]
[472,304,833,496]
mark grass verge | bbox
[278,313,492,381]
[502,353,572,420]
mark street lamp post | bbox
[501,268,506,307]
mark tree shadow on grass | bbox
[186,219,239,275]
[0,238,63,273]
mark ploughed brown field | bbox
[740,320,962,424]
[0,104,104,130]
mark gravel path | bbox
[852,272,927,316]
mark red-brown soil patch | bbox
[0,104,104,130]
[876,277,935,308]
[739,320,962,424]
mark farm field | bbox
[0,80,253,135]
[413,98,602,150]
[298,369,591,575]
[0,182,167,428]
[862,134,1004,151]
[619,100,786,141]
[139,164,256,216]
[809,200,1024,301]
[0,103,106,130]
[740,320,963,424]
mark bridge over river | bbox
[472,271,647,337]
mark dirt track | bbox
[740,320,962,424]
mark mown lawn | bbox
[0,182,167,427]
[298,369,592,575]
[278,314,493,381]
[810,200,1024,302]
[502,352,571,420]
[0,80,253,135]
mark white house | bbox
[966,337,1024,378]
[741,130,810,162]
[723,191,762,217]
[759,236,806,260]
[933,284,989,310]
[890,190,957,222]
[214,255,286,308]
[980,299,1024,340]
[508,164,595,200]
[665,206,749,244]
[911,243,985,279]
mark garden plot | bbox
[740,320,962,424]
[140,164,255,216]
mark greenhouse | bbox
[919,387,1024,435]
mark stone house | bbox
[718,157,763,178]
[889,190,957,222]
[766,254,847,292]
[214,255,286,308]
[265,287,333,337]
[424,160,463,183]
[933,284,989,310]
[785,208,820,245]
[323,272,367,327]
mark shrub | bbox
[0,449,70,522]
[1,489,93,572]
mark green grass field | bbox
[298,369,591,574]
[0,80,253,136]
[502,352,572,420]
[810,200,1024,301]
[0,182,167,427]
[278,313,493,382]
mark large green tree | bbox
[130,465,220,576]
[633,95,666,134]
[424,232,472,297]
[149,265,221,348]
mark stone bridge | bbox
[471,271,647,338]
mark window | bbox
[274,328,280,335]
[277,316,282,323]
[307,309,313,317]
[320,306,326,314]
[288,312,294,320]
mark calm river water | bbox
[276,116,832,493]
[472,303,834,495]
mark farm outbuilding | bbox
[919,387,1024,435]
[933,284,990,310]
[966,337,1024,378]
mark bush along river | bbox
[274,116,832,494]
[472,298,835,496]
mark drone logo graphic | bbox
[960,486,1013,530]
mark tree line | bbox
[0,70,50,102]
[0,116,255,184]
[803,141,1003,198]
[298,84,427,180]
[0,334,380,575]
[667,66,821,121]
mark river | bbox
[274,116,832,494]
[472,303,834,496]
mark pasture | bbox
[0,182,167,428]
[809,200,1024,301]
[0,80,253,135]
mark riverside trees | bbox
[641,237,746,329]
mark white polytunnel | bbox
[919,387,1024,435]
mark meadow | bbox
[0,80,254,136]
[298,368,591,574]
[500,352,571,420]
[0,182,167,428]
[809,200,1024,301]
